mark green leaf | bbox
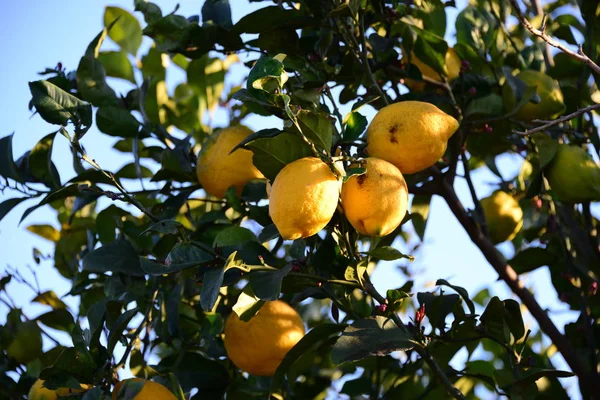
[343,111,367,142]
[201,251,244,311]
[509,368,575,391]
[342,167,366,183]
[244,132,313,181]
[82,239,145,276]
[247,56,288,94]
[36,309,75,332]
[32,291,67,310]
[270,323,346,393]
[20,184,82,224]
[140,243,215,275]
[29,81,92,130]
[366,246,414,261]
[509,247,557,274]
[295,110,334,154]
[331,317,413,364]
[233,6,312,34]
[96,107,140,138]
[503,299,525,342]
[202,0,232,29]
[465,93,504,118]
[249,264,292,301]
[0,134,24,183]
[417,292,460,332]
[142,220,184,236]
[98,51,136,83]
[531,133,558,170]
[104,7,143,55]
[28,132,61,189]
[0,197,28,223]
[26,224,60,241]
[115,163,152,179]
[480,296,512,343]
[232,285,264,322]
[435,279,475,314]
[409,25,448,77]
[411,194,431,241]
[108,308,139,355]
[230,128,283,154]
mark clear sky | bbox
[0,1,594,399]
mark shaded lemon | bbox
[545,144,600,203]
[224,300,305,376]
[196,126,264,198]
[269,157,340,240]
[112,378,177,400]
[481,191,523,243]
[503,70,565,121]
[404,48,462,91]
[341,158,408,236]
[366,101,459,174]
[28,379,90,400]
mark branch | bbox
[432,167,598,393]
[461,151,488,237]
[358,14,389,106]
[512,103,600,135]
[508,0,600,75]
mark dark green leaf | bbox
[98,51,136,83]
[0,197,28,223]
[343,111,367,142]
[411,195,431,241]
[531,133,558,170]
[108,308,139,354]
[29,81,92,130]
[247,56,288,94]
[0,134,24,182]
[249,264,292,301]
[233,6,312,34]
[331,317,414,364]
[28,132,61,189]
[142,220,184,235]
[295,110,334,154]
[509,247,557,274]
[436,279,475,314]
[36,309,75,332]
[140,243,215,276]
[342,167,366,183]
[366,246,414,261]
[96,107,140,138]
[232,286,264,322]
[82,239,145,276]
[202,0,232,29]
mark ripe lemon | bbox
[112,378,177,400]
[341,158,408,236]
[28,379,90,399]
[366,101,459,174]
[404,48,462,91]
[481,191,523,243]
[269,157,341,240]
[503,70,565,121]
[545,144,600,203]
[196,126,264,198]
[7,321,43,364]
[224,300,305,376]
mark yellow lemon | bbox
[28,379,90,400]
[112,378,177,400]
[224,300,305,376]
[269,157,340,240]
[196,126,264,198]
[404,48,462,91]
[481,191,523,244]
[366,101,459,174]
[545,144,600,203]
[503,70,565,121]
[341,158,408,236]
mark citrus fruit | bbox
[341,158,408,236]
[366,101,459,174]
[545,144,600,203]
[196,126,264,198]
[28,379,90,400]
[480,191,523,243]
[7,321,43,364]
[269,157,341,240]
[404,48,461,91]
[223,300,305,376]
[503,70,565,121]
[112,378,177,400]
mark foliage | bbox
[1,0,599,399]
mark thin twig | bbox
[530,0,554,69]
[461,151,488,237]
[358,14,389,106]
[512,103,600,135]
[508,0,600,75]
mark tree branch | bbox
[432,167,598,394]
[512,103,600,135]
[508,0,600,75]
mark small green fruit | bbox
[481,191,523,244]
[503,70,565,122]
[545,144,600,203]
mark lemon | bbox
[341,158,408,236]
[196,126,264,198]
[28,379,90,400]
[545,144,600,203]
[269,157,341,240]
[404,48,462,91]
[7,321,43,364]
[112,378,177,400]
[224,300,305,376]
[481,191,523,243]
[366,101,459,174]
[504,70,565,121]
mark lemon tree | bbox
[1,1,600,399]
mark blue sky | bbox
[0,1,593,398]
